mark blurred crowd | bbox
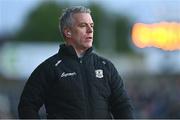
[126,74,180,118]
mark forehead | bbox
[72,13,93,24]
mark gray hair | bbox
[59,6,91,38]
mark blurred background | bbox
[0,0,180,118]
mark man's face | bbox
[68,13,94,51]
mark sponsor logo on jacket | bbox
[61,72,76,78]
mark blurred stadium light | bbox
[132,22,180,51]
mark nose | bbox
[87,25,93,33]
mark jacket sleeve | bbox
[108,62,134,118]
[18,64,47,118]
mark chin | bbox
[81,42,92,50]
[83,42,92,47]
[86,44,92,48]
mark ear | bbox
[64,28,72,38]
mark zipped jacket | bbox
[18,44,134,119]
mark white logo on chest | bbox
[95,69,103,78]
[61,72,76,78]
[55,60,62,67]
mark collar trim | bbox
[58,44,93,59]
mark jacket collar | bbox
[58,44,93,59]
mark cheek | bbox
[77,32,86,40]
[73,30,86,40]
[72,34,84,44]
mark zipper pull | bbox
[80,59,82,64]
[78,58,83,64]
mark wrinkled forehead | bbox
[71,13,94,25]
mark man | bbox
[18,6,134,119]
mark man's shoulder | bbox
[91,52,113,65]
[36,53,59,70]
[43,53,59,64]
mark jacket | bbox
[18,44,134,119]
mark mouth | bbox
[86,37,93,40]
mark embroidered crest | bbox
[95,69,103,78]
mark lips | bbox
[86,37,93,39]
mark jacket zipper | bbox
[79,58,90,118]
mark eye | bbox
[79,23,86,27]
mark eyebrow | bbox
[79,22,94,26]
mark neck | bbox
[75,49,86,58]
[65,42,87,58]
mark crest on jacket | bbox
[95,69,103,78]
